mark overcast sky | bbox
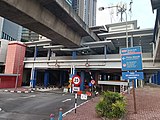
[96,0,156,29]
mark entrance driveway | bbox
[0,91,85,120]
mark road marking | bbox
[62,99,71,103]
[62,100,89,117]
[7,95,36,100]
[22,95,36,99]
[7,98,15,100]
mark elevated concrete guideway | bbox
[0,0,99,46]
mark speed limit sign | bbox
[72,75,81,86]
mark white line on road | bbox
[7,95,36,101]
[62,99,71,103]
[22,95,36,99]
[62,100,89,117]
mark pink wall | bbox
[5,42,26,87]
[0,76,16,88]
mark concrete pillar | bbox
[154,74,157,84]
[47,49,51,60]
[131,35,134,47]
[151,75,154,83]
[101,73,104,81]
[134,79,137,88]
[69,74,73,93]
[149,76,152,83]
[95,72,99,85]
[72,51,77,59]
[80,71,85,91]
[157,71,160,85]
[30,45,38,88]
[60,71,65,86]
[63,71,66,85]
[104,45,107,59]
[135,79,138,88]
[44,70,49,88]
[104,73,107,80]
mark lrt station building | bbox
[0,0,159,92]
[22,20,156,92]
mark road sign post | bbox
[91,80,95,98]
[75,93,77,113]
[132,80,137,114]
[72,75,81,114]
[121,46,143,114]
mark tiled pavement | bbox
[125,86,160,120]
[63,86,160,120]
[63,97,101,120]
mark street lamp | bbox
[99,4,128,48]
[124,11,128,48]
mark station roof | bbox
[25,20,154,56]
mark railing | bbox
[25,53,152,61]
[23,53,158,69]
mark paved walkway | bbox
[63,97,101,120]
[125,86,160,120]
[63,86,160,120]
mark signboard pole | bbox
[75,93,77,113]
[92,84,93,100]
[121,46,143,114]
[132,80,137,114]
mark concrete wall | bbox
[0,17,4,38]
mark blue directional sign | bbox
[121,46,143,71]
[122,72,144,80]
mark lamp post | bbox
[99,4,128,48]
[124,11,128,48]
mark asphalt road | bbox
[0,91,87,120]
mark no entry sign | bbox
[91,80,95,85]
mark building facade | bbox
[0,17,22,41]
[0,17,22,73]
[21,28,40,42]
[72,0,97,26]
[65,0,72,6]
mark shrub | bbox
[96,91,126,119]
